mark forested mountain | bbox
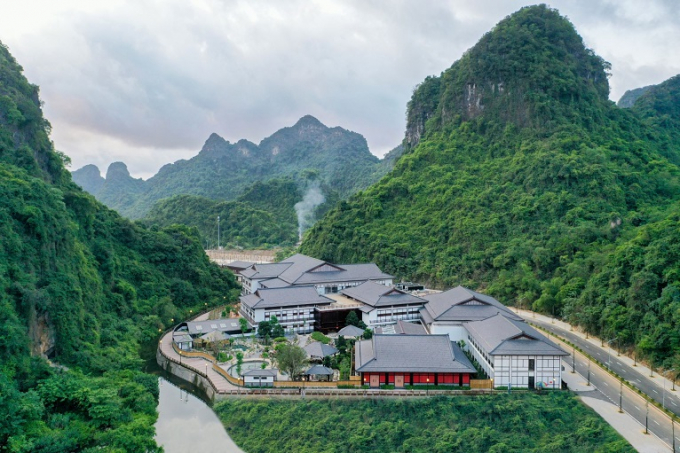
[143,177,340,248]
[73,115,394,219]
[617,85,653,108]
[301,5,680,369]
[0,42,239,451]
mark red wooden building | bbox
[355,334,476,388]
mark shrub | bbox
[311,331,330,344]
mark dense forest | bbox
[143,177,340,248]
[72,115,395,220]
[301,6,680,370]
[216,394,632,452]
[0,41,240,451]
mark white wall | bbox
[244,375,275,387]
[493,355,562,389]
[430,323,468,341]
[363,305,423,326]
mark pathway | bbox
[159,330,239,392]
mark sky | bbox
[0,0,678,179]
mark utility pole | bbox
[618,380,623,413]
[571,346,575,373]
[217,215,221,250]
[587,358,591,387]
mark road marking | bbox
[653,389,659,394]
[654,420,660,426]
[603,382,609,386]
[634,406,640,411]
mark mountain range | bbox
[301,5,680,369]
[73,116,397,220]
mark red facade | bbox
[361,372,471,387]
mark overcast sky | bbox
[1,0,678,179]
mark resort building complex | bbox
[230,253,567,389]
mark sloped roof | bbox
[240,253,393,287]
[337,324,366,338]
[241,368,278,377]
[277,254,326,283]
[199,330,230,342]
[226,261,255,270]
[295,263,393,285]
[259,278,290,289]
[341,281,426,307]
[375,321,427,335]
[240,262,292,280]
[422,286,521,323]
[464,313,567,356]
[304,341,338,358]
[304,365,334,375]
[173,333,193,344]
[186,318,245,335]
[240,286,334,310]
[355,335,476,373]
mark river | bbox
[155,376,244,453]
[142,340,244,453]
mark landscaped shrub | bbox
[311,331,330,344]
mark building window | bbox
[528,359,535,371]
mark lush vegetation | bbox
[216,393,632,452]
[142,177,340,248]
[73,115,396,219]
[0,41,240,451]
[301,5,680,370]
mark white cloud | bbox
[0,0,678,177]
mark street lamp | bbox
[587,358,591,387]
[426,378,430,396]
[618,381,623,413]
[645,400,649,435]
[606,337,617,370]
[571,346,576,374]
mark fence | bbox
[470,379,493,390]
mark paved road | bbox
[531,317,680,419]
[561,342,678,451]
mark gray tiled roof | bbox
[341,281,426,307]
[277,254,326,283]
[337,324,366,337]
[422,286,521,323]
[305,365,334,375]
[186,318,246,335]
[240,262,293,279]
[295,263,393,285]
[304,341,339,358]
[241,368,278,377]
[355,335,476,373]
[375,321,427,335]
[240,286,334,310]
[464,313,567,356]
[241,253,393,287]
[173,333,193,344]
[226,261,255,270]
[259,278,290,289]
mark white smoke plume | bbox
[295,181,325,239]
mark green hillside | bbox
[216,394,632,452]
[0,42,239,451]
[73,115,394,219]
[143,177,341,248]
[301,6,680,368]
